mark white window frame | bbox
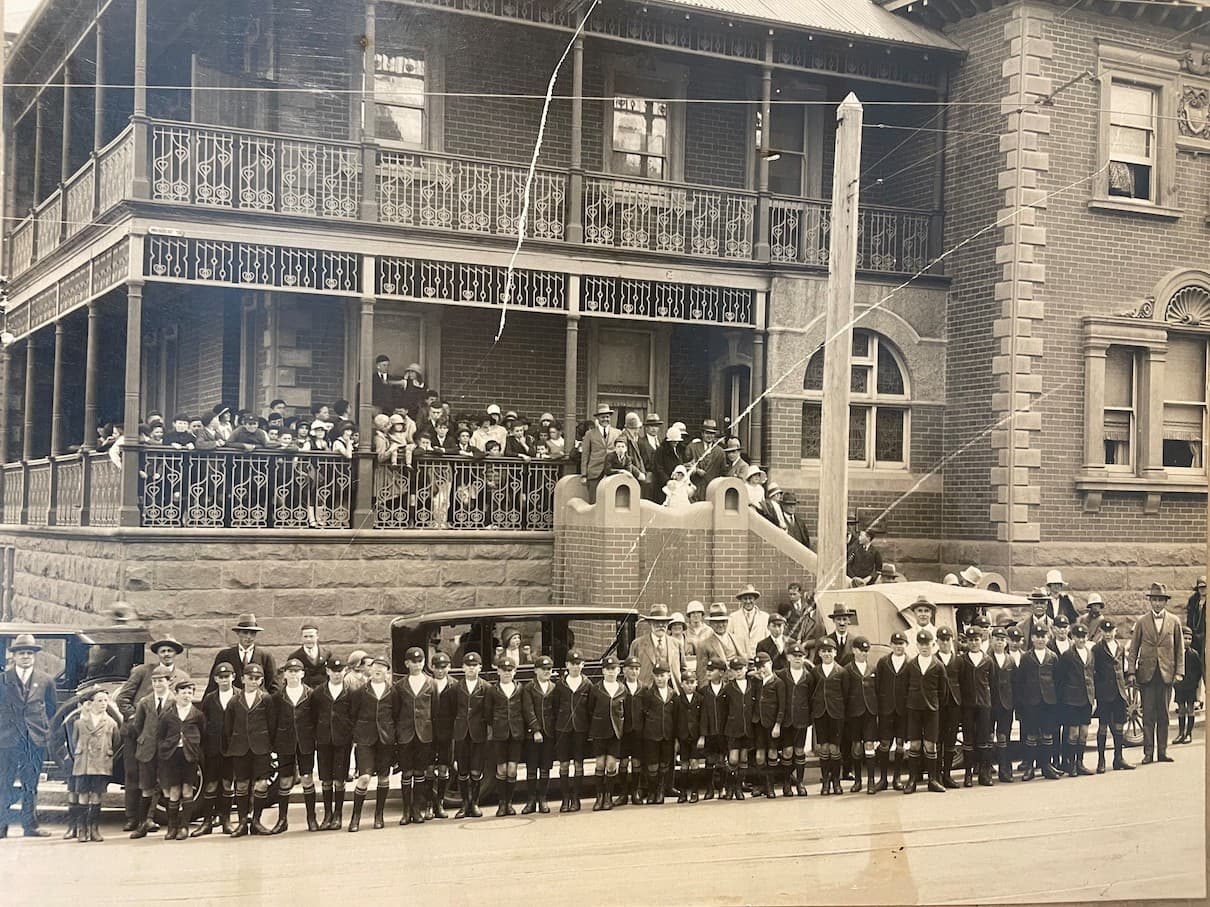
[1102,344,1137,472]
[367,39,445,152]
[1161,333,1208,476]
[602,56,687,183]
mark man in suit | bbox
[758,483,789,529]
[819,603,857,666]
[287,624,333,689]
[687,419,725,502]
[394,647,439,824]
[115,634,189,830]
[781,493,812,548]
[1045,569,1081,624]
[580,403,621,504]
[781,584,824,656]
[0,634,57,838]
[904,630,947,794]
[1016,590,1053,648]
[206,614,278,696]
[1130,582,1186,764]
[631,603,685,690]
[127,664,175,839]
[635,413,664,502]
[756,613,791,672]
[728,585,770,661]
[697,603,742,685]
[371,354,404,412]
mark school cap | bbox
[936,627,953,641]
[1054,616,1070,628]
[966,627,982,640]
[431,653,451,669]
[706,658,727,672]
[753,652,772,665]
[565,650,584,664]
[1098,618,1116,633]
[283,658,305,671]
[498,657,517,670]
[991,627,1008,638]
[1007,628,1024,641]
[601,656,620,669]
[680,671,695,683]
[623,655,641,669]
[371,657,390,668]
[325,657,345,671]
[890,632,908,645]
[212,663,235,677]
[243,663,265,677]
[852,636,871,652]
[534,655,554,669]
[915,630,933,645]
[404,647,425,662]
[1071,625,1088,637]
[818,638,837,651]
[727,657,747,671]
[151,665,175,679]
[768,613,786,625]
[462,652,483,666]
[173,678,195,691]
[787,643,805,657]
[1030,626,1048,638]
[652,662,670,674]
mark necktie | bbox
[156,698,164,714]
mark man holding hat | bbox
[207,614,278,696]
[1130,582,1185,764]
[697,603,741,685]
[1045,570,1080,625]
[116,633,189,831]
[288,624,333,689]
[687,419,725,502]
[727,585,769,662]
[0,634,57,838]
[632,603,685,690]
[580,403,621,504]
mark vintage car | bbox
[0,621,152,779]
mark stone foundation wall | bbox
[0,531,552,677]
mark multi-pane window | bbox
[611,94,668,179]
[1162,335,1207,470]
[800,330,909,467]
[1103,345,1135,468]
[1108,81,1157,201]
[374,51,426,147]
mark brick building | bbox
[0,0,1204,666]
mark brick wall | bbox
[170,291,230,418]
[684,62,751,190]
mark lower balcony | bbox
[0,448,564,533]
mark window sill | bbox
[1076,470,1207,511]
[1087,197,1182,221]
[790,463,940,494]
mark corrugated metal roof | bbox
[651,0,961,52]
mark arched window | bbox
[800,330,909,467]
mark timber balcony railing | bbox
[3,118,942,280]
[0,447,563,532]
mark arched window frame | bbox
[800,329,911,470]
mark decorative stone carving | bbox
[1165,285,1210,326]
[1178,85,1210,139]
[1119,296,1155,319]
[1179,50,1210,77]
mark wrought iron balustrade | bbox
[770,196,936,273]
[378,150,566,240]
[584,174,755,260]
[374,457,563,530]
[151,123,361,219]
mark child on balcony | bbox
[662,464,695,508]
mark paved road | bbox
[4,739,1205,906]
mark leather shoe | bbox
[1112,759,1135,771]
[1157,754,1174,763]
[121,820,138,832]
[1141,754,1154,764]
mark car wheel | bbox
[1124,685,1145,747]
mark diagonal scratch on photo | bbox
[0,0,1206,904]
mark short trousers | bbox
[74,774,110,795]
[878,712,907,743]
[230,751,273,782]
[525,735,555,771]
[353,742,393,777]
[847,713,878,743]
[812,714,843,747]
[494,738,523,765]
[781,725,810,750]
[1094,699,1127,724]
[316,744,351,783]
[431,735,454,768]
[396,739,433,775]
[592,736,621,758]
[455,739,487,777]
[157,750,198,789]
[201,753,232,783]
[905,708,940,744]
[555,731,589,764]
[1063,703,1092,727]
[278,750,315,778]
[642,738,675,767]
[136,759,158,792]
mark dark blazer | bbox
[132,693,169,763]
[273,686,317,754]
[553,676,593,734]
[906,656,945,712]
[786,514,811,548]
[432,678,458,743]
[349,683,397,746]
[156,704,204,764]
[639,686,679,741]
[393,675,439,744]
[936,652,963,707]
[115,662,190,726]
[522,679,557,738]
[990,652,1015,711]
[206,647,279,696]
[810,663,848,719]
[0,667,58,750]
[755,673,786,729]
[488,682,526,741]
[453,678,491,743]
[222,689,276,757]
[844,661,878,717]
[200,689,234,760]
[1091,639,1130,707]
[588,682,626,741]
[778,666,815,728]
[1056,647,1096,708]
[755,636,791,673]
[817,632,855,667]
[958,652,993,710]
[313,681,355,748]
[1017,648,1058,707]
[675,691,703,740]
[722,678,759,738]
[874,653,910,717]
[287,646,333,689]
[620,682,645,736]
[699,681,728,737]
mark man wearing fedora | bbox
[781,493,812,548]
[758,483,788,529]
[0,634,57,838]
[580,403,621,504]
[115,633,189,831]
[207,614,278,696]
[632,604,685,691]
[687,419,725,502]
[903,596,937,658]
[1130,582,1185,764]
[636,413,665,502]
[696,604,741,686]
[1016,590,1053,647]
[820,603,857,666]
[722,438,749,479]
[728,585,769,661]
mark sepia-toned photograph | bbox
[0,0,1206,903]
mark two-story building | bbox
[0,0,1203,666]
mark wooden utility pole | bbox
[817,93,863,593]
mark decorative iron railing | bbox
[378,150,566,240]
[583,174,755,260]
[151,122,361,219]
[373,458,563,530]
[64,159,96,241]
[770,196,936,273]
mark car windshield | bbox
[77,642,142,685]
